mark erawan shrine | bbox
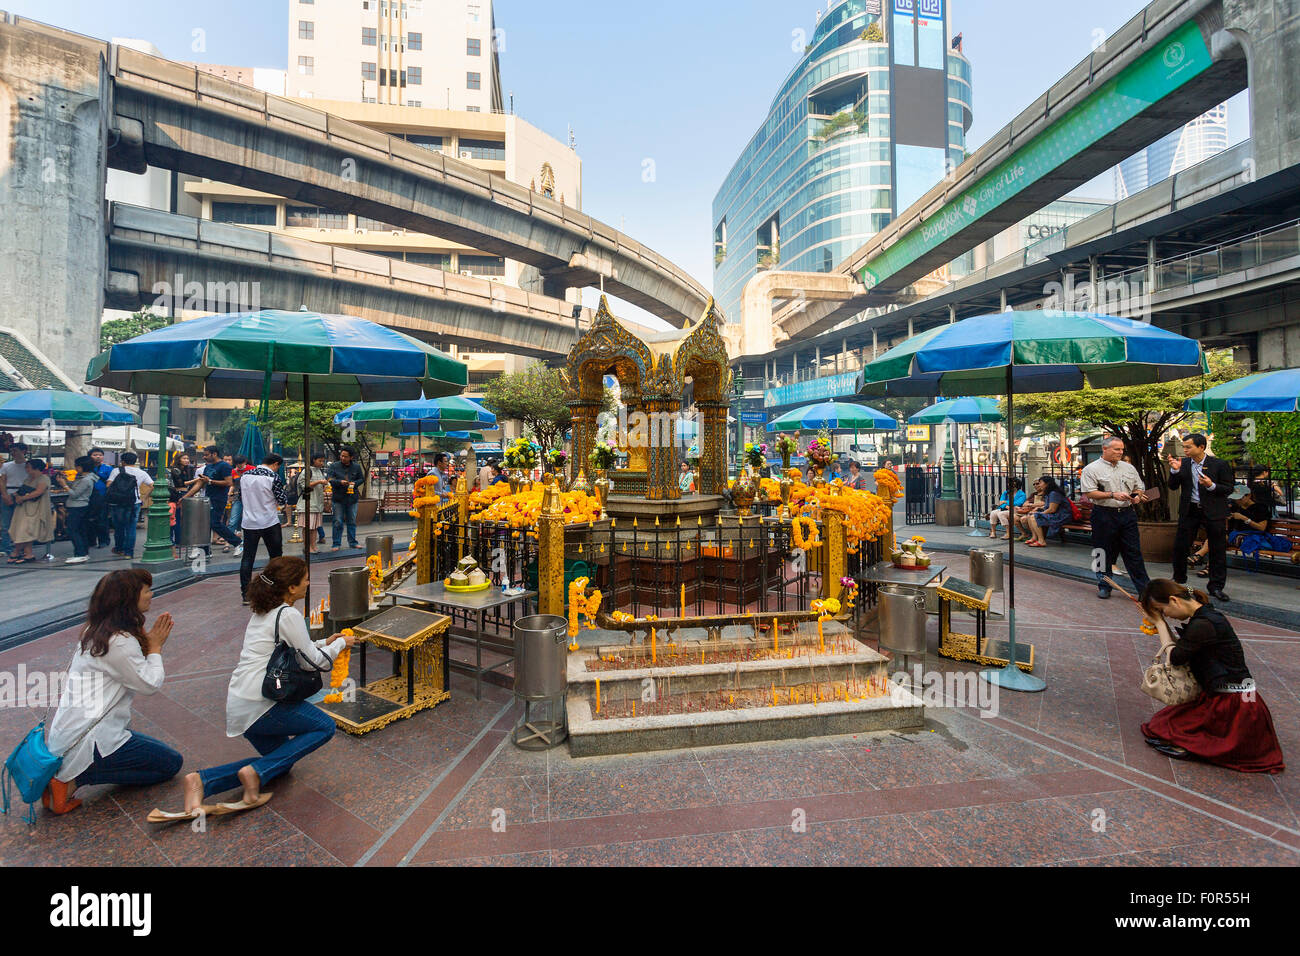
[302,297,1017,755]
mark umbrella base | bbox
[980,663,1045,693]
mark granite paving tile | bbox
[236,832,345,866]
[436,774,549,831]
[734,816,949,866]
[904,798,1129,866]
[431,849,553,866]
[697,748,870,803]
[546,761,718,821]
[551,831,753,866]
[1050,788,1234,852]
[838,733,1014,790]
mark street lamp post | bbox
[141,396,174,564]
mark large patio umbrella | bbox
[0,389,139,463]
[766,400,898,467]
[86,309,467,604]
[861,311,1207,692]
[909,397,1007,537]
[1183,368,1300,413]
[335,396,494,475]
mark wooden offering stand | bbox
[936,576,1034,672]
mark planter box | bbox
[1139,520,1178,563]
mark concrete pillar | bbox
[1147,239,1157,297]
[948,304,956,324]
[872,327,878,358]
[1000,289,1008,312]
[1220,0,1300,179]
[0,22,108,389]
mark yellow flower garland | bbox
[323,630,354,703]
[791,516,819,550]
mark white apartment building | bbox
[286,0,503,112]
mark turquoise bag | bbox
[2,721,63,824]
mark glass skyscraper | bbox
[712,0,972,325]
[1115,104,1228,198]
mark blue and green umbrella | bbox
[86,309,468,602]
[766,400,898,432]
[1183,368,1300,413]
[861,311,1206,693]
[334,396,494,430]
[0,389,137,426]
[907,396,1004,424]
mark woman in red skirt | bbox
[1139,579,1284,773]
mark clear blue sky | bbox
[15,0,1248,324]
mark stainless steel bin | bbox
[512,614,569,750]
[513,614,568,700]
[329,566,371,621]
[878,584,928,656]
[180,496,211,549]
[364,534,393,568]
[969,548,1005,593]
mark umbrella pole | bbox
[982,369,1045,692]
[303,376,311,613]
[966,421,986,537]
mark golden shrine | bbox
[561,295,730,507]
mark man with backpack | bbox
[1080,437,1150,601]
[87,447,114,550]
[105,452,154,559]
[182,445,241,557]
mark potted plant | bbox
[544,448,569,489]
[503,437,538,494]
[806,432,836,486]
[588,439,617,513]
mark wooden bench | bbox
[1061,498,1093,538]
[1227,517,1300,567]
[382,491,413,514]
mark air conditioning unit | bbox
[355,228,368,234]
[460,270,473,276]
[391,229,402,235]
[460,151,472,160]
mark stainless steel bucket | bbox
[969,548,1005,593]
[179,496,211,548]
[878,584,928,656]
[329,565,371,621]
[365,534,393,568]
[512,614,568,700]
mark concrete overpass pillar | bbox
[948,304,956,324]
[0,21,108,389]
[1220,0,1300,178]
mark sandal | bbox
[1195,569,1209,578]
[146,804,235,825]
[1026,540,1046,547]
[215,792,273,814]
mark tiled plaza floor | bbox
[1,558,1296,866]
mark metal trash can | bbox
[329,566,371,622]
[512,614,568,750]
[180,496,210,549]
[878,584,928,657]
[969,548,1005,593]
[365,534,393,568]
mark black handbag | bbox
[261,608,332,703]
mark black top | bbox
[1169,454,1234,520]
[1169,605,1251,689]
[326,460,365,503]
[1230,498,1270,529]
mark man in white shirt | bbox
[1080,437,1151,601]
[0,441,29,554]
[105,452,155,559]
[238,454,287,604]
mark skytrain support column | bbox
[0,19,108,388]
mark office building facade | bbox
[712,0,972,324]
[1115,103,1228,198]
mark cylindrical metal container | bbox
[878,584,928,655]
[365,534,393,568]
[329,566,371,621]
[513,614,568,700]
[969,548,1005,593]
[180,496,211,548]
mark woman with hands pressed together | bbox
[44,570,182,815]
[1139,578,1284,773]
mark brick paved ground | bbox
[1,557,1295,866]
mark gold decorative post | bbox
[821,509,845,601]
[454,475,470,561]
[416,503,436,585]
[537,476,565,616]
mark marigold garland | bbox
[323,630,354,703]
[468,487,601,528]
[791,516,820,550]
[874,467,903,501]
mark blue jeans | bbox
[331,499,358,548]
[198,701,335,798]
[228,498,243,535]
[75,731,183,788]
[0,497,13,551]
[89,491,111,547]
[65,506,91,557]
[110,502,140,556]
[207,499,241,550]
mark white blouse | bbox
[47,633,165,782]
[225,604,346,737]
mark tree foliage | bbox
[99,309,172,417]
[480,365,613,452]
[1212,411,1300,475]
[1013,351,1245,521]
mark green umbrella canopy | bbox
[85,310,467,401]
[333,396,495,431]
[766,400,898,432]
[908,397,1004,424]
[1182,368,1300,414]
[0,388,137,426]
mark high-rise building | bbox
[1115,104,1228,198]
[712,0,972,324]
[286,0,503,111]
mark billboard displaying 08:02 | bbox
[894,0,943,19]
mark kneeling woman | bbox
[45,570,182,814]
[1140,579,1285,773]
[179,556,356,814]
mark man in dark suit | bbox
[1168,433,1235,602]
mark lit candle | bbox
[651,627,656,664]
[595,678,601,714]
[773,619,778,654]
[680,584,685,619]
